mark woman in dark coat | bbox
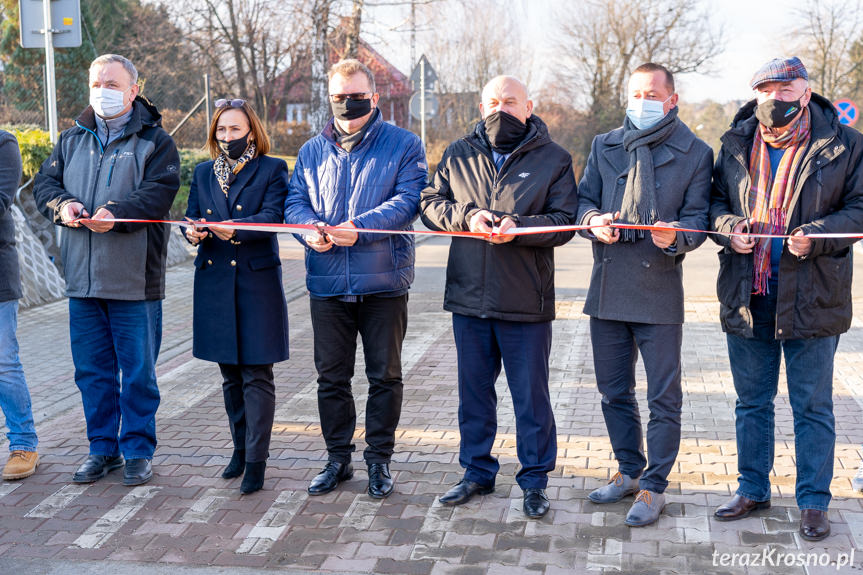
[184,99,290,494]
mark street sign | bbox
[410,54,437,92]
[835,98,859,127]
[19,0,82,48]
[409,91,438,121]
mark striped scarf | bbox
[748,107,810,294]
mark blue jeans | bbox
[0,300,37,451]
[452,314,557,490]
[69,298,162,459]
[726,291,838,511]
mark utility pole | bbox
[42,0,58,143]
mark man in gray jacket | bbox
[34,54,180,486]
[577,63,712,526]
[0,130,39,481]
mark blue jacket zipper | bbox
[106,149,119,187]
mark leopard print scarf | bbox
[213,141,256,197]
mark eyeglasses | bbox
[328,93,370,104]
[215,98,246,109]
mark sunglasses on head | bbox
[215,98,246,109]
[328,93,370,104]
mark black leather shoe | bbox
[123,458,153,486]
[222,449,246,479]
[713,494,771,521]
[367,463,394,498]
[439,479,494,506]
[800,509,830,541]
[308,461,353,495]
[523,488,550,518]
[241,461,266,494]
[72,454,124,483]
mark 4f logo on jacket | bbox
[518,172,530,179]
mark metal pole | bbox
[420,57,426,150]
[203,73,212,134]
[169,95,206,138]
[43,0,58,143]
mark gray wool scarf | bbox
[618,106,679,242]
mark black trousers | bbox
[310,294,408,464]
[219,363,276,463]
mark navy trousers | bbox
[452,313,557,490]
[589,317,682,494]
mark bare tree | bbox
[555,0,723,161]
[420,0,529,96]
[168,0,310,124]
[308,0,336,133]
[794,1,863,100]
[559,0,723,129]
[344,0,365,58]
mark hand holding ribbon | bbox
[81,207,115,233]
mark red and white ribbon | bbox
[72,218,863,241]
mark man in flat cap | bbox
[710,56,863,540]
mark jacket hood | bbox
[76,96,164,133]
[470,113,551,154]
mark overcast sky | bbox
[367,0,806,104]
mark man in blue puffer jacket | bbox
[284,59,426,500]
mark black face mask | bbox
[331,97,372,121]
[755,98,802,129]
[217,132,250,160]
[484,111,528,153]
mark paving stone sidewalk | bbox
[1,238,863,574]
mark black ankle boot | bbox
[222,449,246,479]
[241,461,266,494]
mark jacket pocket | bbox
[249,253,282,271]
[716,248,747,307]
[808,247,852,309]
[534,250,553,311]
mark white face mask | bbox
[626,95,672,130]
[90,87,129,118]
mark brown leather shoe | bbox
[800,509,830,541]
[713,494,770,521]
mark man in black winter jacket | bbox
[421,75,577,519]
[710,57,863,542]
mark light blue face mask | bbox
[626,95,672,130]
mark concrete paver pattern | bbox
[1,237,862,574]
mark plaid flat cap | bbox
[750,57,808,89]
